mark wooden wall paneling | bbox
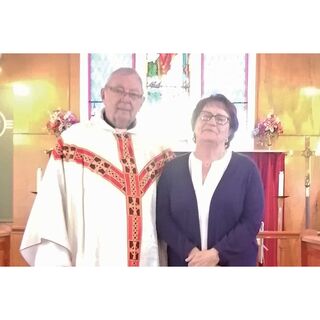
[1,54,79,134]
[3,53,80,265]
[69,54,80,118]
[301,231,320,266]
[301,241,320,266]
[0,225,11,266]
[284,143,306,231]
[256,54,320,238]
[311,145,320,230]
[257,231,301,266]
[0,54,74,135]
[13,134,56,227]
[278,238,301,266]
[256,53,320,265]
[0,235,10,266]
[256,54,320,136]
[10,228,28,266]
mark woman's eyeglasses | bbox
[200,111,230,126]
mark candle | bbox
[36,168,42,193]
[278,171,284,197]
[306,186,310,198]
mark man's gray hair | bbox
[106,67,143,88]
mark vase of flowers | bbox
[46,109,79,137]
[253,113,283,149]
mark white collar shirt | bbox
[188,149,232,250]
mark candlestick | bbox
[278,171,284,197]
[36,168,42,193]
[278,206,283,231]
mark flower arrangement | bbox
[253,113,284,137]
[253,113,283,146]
[47,109,79,137]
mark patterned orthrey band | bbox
[52,135,174,266]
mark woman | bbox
[156,94,264,266]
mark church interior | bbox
[1,53,320,267]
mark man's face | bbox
[101,73,144,129]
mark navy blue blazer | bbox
[156,152,264,266]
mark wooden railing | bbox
[257,231,301,266]
[1,226,320,266]
[258,231,300,239]
[257,230,320,266]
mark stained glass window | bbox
[203,54,250,150]
[89,53,133,116]
[145,53,190,103]
[135,53,194,149]
[87,53,253,150]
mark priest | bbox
[20,67,174,266]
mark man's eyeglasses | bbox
[200,111,230,126]
[106,86,144,101]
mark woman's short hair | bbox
[191,94,239,148]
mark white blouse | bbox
[188,150,232,250]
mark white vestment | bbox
[20,110,174,266]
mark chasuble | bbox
[21,111,174,266]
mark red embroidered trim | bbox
[139,149,175,195]
[115,133,141,266]
[52,137,126,192]
[52,135,175,266]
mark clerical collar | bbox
[103,112,136,130]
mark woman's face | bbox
[194,102,231,146]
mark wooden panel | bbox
[301,234,320,266]
[5,53,80,228]
[256,54,320,135]
[0,54,78,134]
[301,242,320,266]
[0,226,11,266]
[257,231,301,266]
[69,54,80,118]
[10,229,28,266]
[13,134,56,226]
[0,237,10,266]
[278,238,301,266]
[256,54,320,232]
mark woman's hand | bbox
[185,247,220,266]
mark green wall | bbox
[0,87,13,222]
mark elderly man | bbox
[21,67,174,266]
